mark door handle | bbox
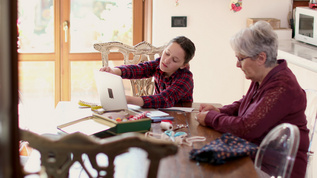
[63,21,69,43]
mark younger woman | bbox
[100,36,196,108]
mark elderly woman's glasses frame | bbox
[236,56,251,62]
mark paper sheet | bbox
[128,104,169,117]
[146,111,169,117]
[61,119,110,135]
[158,107,195,112]
[128,104,196,113]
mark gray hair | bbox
[230,21,278,67]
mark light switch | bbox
[171,16,187,27]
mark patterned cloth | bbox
[117,57,193,108]
[189,133,258,165]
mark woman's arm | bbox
[118,59,159,79]
[201,85,304,141]
[141,73,193,108]
[126,95,144,106]
[99,66,122,76]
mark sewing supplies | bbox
[150,116,174,122]
[160,120,188,131]
[78,100,102,110]
[145,130,206,146]
[160,120,173,130]
[129,111,150,121]
[109,111,149,122]
[164,130,175,142]
[174,124,188,131]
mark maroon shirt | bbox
[117,57,193,108]
[205,60,309,178]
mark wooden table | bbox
[22,102,259,178]
[151,103,258,178]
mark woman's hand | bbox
[99,66,113,72]
[199,103,220,112]
[99,67,122,76]
[195,111,208,126]
[126,95,144,106]
[196,104,220,126]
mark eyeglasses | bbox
[236,56,251,62]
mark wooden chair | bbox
[20,129,178,178]
[94,41,165,97]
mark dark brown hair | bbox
[168,36,196,64]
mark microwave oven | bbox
[294,7,317,46]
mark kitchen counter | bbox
[278,39,317,73]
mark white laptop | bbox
[94,70,128,111]
[94,70,171,121]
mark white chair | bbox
[304,89,317,178]
[20,129,178,178]
[254,123,300,178]
[94,41,165,97]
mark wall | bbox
[287,63,317,91]
[152,0,292,105]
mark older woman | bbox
[196,21,309,178]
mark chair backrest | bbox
[305,89,317,151]
[254,123,300,178]
[304,89,317,178]
[94,41,165,97]
[20,129,178,178]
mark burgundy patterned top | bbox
[205,60,309,178]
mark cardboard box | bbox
[57,109,151,137]
[247,18,281,29]
[93,110,152,136]
[274,28,292,40]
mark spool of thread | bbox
[160,121,173,130]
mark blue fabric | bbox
[189,133,258,165]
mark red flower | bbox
[231,3,242,12]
